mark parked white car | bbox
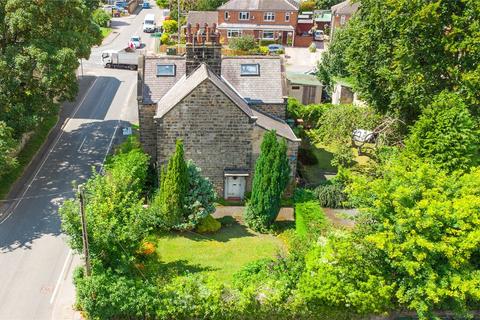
[143,13,156,33]
[129,35,142,48]
[314,30,325,41]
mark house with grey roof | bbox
[137,24,300,200]
[186,11,219,28]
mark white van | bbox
[143,14,156,33]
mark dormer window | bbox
[225,11,230,20]
[239,11,250,20]
[240,64,260,76]
[156,64,176,76]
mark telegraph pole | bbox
[78,184,91,276]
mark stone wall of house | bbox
[252,103,286,120]
[138,103,157,162]
[156,80,254,195]
[251,126,299,188]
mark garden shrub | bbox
[308,43,317,53]
[160,33,171,45]
[162,19,178,33]
[259,39,277,46]
[229,35,256,51]
[259,46,269,55]
[196,214,221,233]
[314,183,348,208]
[92,9,110,27]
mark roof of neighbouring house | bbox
[221,56,286,104]
[286,72,322,86]
[155,63,254,119]
[331,0,360,15]
[252,109,300,142]
[314,10,332,22]
[186,11,218,27]
[218,0,298,11]
[142,56,186,104]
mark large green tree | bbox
[0,121,17,176]
[155,139,189,228]
[245,131,290,232]
[405,92,480,173]
[0,0,101,136]
[320,0,480,123]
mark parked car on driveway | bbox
[268,44,284,54]
[314,30,325,41]
[129,36,142,48]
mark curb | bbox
[100,31,120,47]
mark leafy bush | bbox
[300,0,316,11]
[286,98,329,128]
[160,33,172,45]
[195,215,221,233]
[259,39,277,46]
[229,35,256,51]
[92,9,110,27]
[259,46,269,55]
[0,121,17,177]
[162,19,178,33]
[314,183,348,208]
[295,199,328,238]
[156,0,168,7]
[308,43,317,52]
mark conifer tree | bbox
[157,140,189,227]
[245,131,291,232]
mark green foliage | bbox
[314,182,348,208]
[156,0,169,7]
[92,8,110,27]
[59,143,152,268]
[347,158,480,318]
[294,190,329,238]
[308,42,317,53]
[160,32,172,45]
[315,0,344,10]
[298,145,318,166]
[405,92,480,173]
[299,231,395,315]
[0,121,17,177]
[300,0,316,11]
[0,1,101,137]
[228,35,256,51]
[162,19,178,33]
[195,214,221,233]
[245,131,291,232]
[155,140,189,228]
[330,0,480,123]
[286,98,329,128]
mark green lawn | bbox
[0,114,58,200]
[154,217,285,284]
[100,27,112,39]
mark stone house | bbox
[137,25,300,200]
[216,0,299,46]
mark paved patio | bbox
[213,206,294,223]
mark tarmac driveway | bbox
[284,42,326,73]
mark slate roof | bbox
[331,0,360,15]
[155,64,254,119]
[221,56,286,104]
[218,0,298,11]
[186,11,218,27]
[252,109,300,142]
[142,56,186,104]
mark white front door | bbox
[225,176,246,199]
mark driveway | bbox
[284,42,326,73]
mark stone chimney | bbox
[185,23,222,76]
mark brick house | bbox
[330,0,360,37]
[216,0,299,46]
[137,25,300,200]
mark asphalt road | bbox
[0,3,164,319]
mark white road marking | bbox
[0,77,99,225]
[77,136,87,153]
[49,249,72,305]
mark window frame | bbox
[156,63,176,77]
[264,12,275,21]
[224,11,230,20]
[340,15,346,25]
[262,30,275,40]
[227,29,242,38]
[239,11,250,20]
[240,63,260,76]
[285,12,290,22]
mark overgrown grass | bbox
[294,189,329,238]
[100,27,112,39]
[0,114,59,199]
[154,217,285,284]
